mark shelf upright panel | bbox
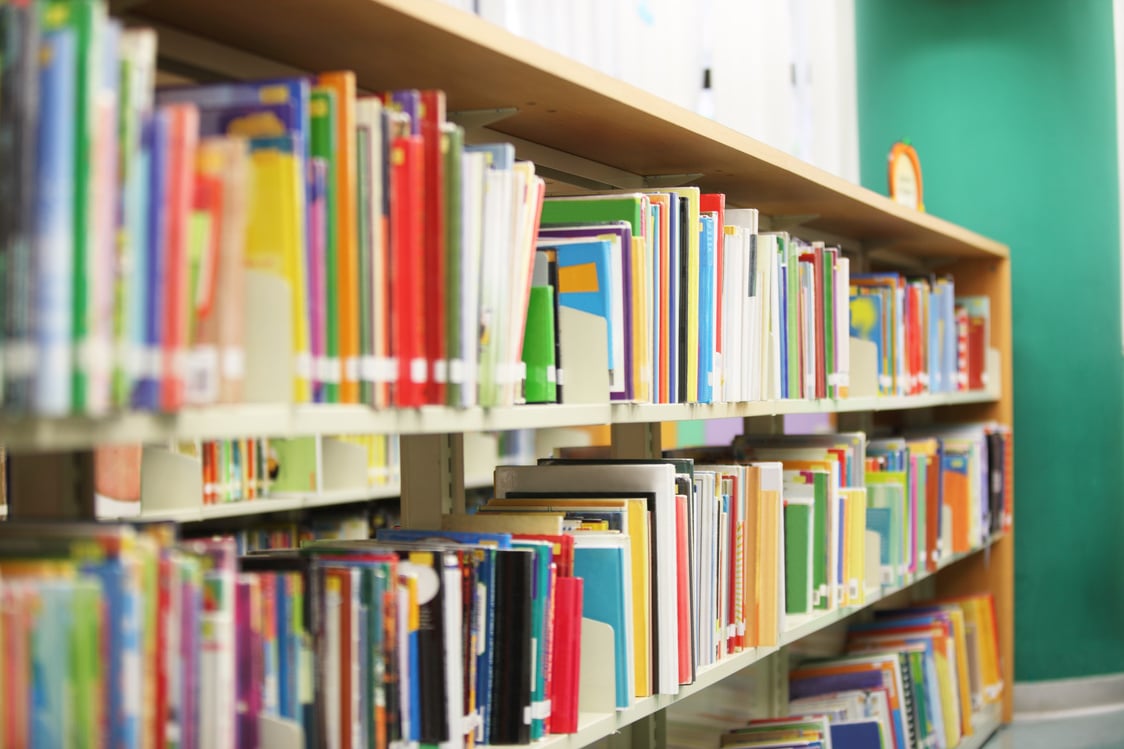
[399,432,465,528]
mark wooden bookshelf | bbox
[27,0,1017,739]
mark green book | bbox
[310,87,340,403]
[72,577,101,749]
[268,437,319,493]
[785,470,830,610]
[866,476,906,586]
[521,286,557,403]
[355,111,374,405]
[783,498,813,615]
[45,0,97,410]
[443,124,464,406]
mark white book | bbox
[355,99,388,404]
[440,552,466,749]
[476,167,512,406]
[459,151,487,408]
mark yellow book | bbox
[750,462,783,647]
[244,144,311,401]
[842,487,867,606]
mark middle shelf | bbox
[0,384,1000,453]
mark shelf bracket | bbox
[399,433,465,528]
[447,107,520,130]
[610,422,663,460]
[761,213,821,232]
[8,450,96,520]
[642,173,704,188]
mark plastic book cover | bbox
[521,285,557,403]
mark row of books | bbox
[0,421,1009,748]
[850,276,990,396]
[0,3,546,414]
[1,3,995,416]
[718,594,1003,749]
[170,437,273,504]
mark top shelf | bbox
[129,0,1007,260]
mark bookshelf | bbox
[10,0,1016,745]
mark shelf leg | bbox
[747,647,790,718]
[399,433,465,528]
[7,450,96,520]
[744,414,784,436]
[629,711,667,749]
[610,422,662,460]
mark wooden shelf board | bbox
[488,535,1006,749]
[129,0,1007,260]
[0,389,999,452]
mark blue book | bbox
[698,214,716,403]
[850,292,885,395]
[132,109,169,410]
[830,720,885,749]
[927,283,941,393]
[866,507,893,584]
[779,256,789,399]
[375,528,513,549]
[465,142,516,171]
[156,78,310,144]
[667,192,680,402]
[32,581,71,749]
[32,26,77,415]
[573,539,631,708]
[275,576,292,720]
[536,238,618,384]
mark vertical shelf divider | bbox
[400,432,465,527]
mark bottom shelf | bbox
[960,702,1003,749]
[493,534,1006,749]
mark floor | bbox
[983,707,1124,749]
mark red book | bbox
[675,494,691,684]
[925,452,941,572]
[390,135,426,407]
[549,576,583,734]
[160,104,199,411]
[955,306,970,390]
[420,91,447,404]
[967,316,986,390]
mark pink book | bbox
[307,158,329,402]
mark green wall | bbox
[856,0,1124,681]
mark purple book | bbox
[235,575,262,749]
[307,158,328,402]
[789,668,885,701]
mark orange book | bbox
[319,72,360,402]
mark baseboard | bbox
[1015,674,1124,717]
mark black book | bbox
[0,3,39,408]
[488,548,533,745]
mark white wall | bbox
[459,0,860,183]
